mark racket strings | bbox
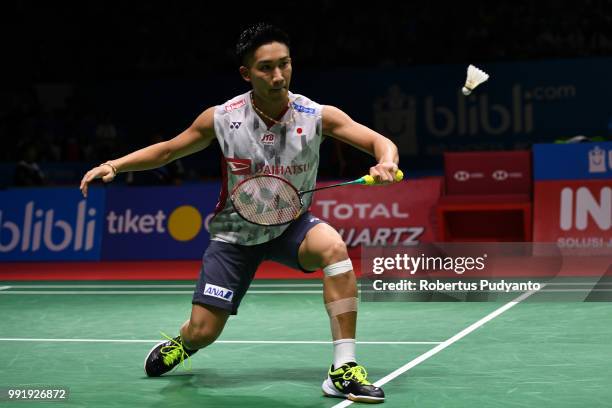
[231,176,302,226]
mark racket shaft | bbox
[300,170,403,195]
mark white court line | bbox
[0,284,323,289]
[0,284,612,295]
[544,282,612,286]
[0,290,321,295]
[2,288,608,295]
[1,282,606,289]
[540,289,612,292]
[2,285,194,289]
[332,286,543,408]
[0,338,440,345]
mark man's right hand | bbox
[80,163,116,198]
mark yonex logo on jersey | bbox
[261,133,275,145]
[203,283,234,302]
[291,102,316,115]
[226,158,252,175]
[224,99,246,112]
[229,122,242,129]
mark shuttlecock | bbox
[462,65,489,95]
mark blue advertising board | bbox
[533,142,612,180]
[101,184,220,260]
[0,187,105,261]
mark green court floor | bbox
[1,280,611,407]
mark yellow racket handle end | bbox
[362,175,376,185]
[395,169,404,182]
[361,170,404,185]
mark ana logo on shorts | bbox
[204,283,234,302]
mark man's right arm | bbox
[80,107,216,197]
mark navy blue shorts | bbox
[192,212,326,314]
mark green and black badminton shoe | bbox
[144,333,198,377]
[322,362,385,403]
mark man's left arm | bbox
[322,105,399,183]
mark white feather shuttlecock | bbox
[462,65,489,95]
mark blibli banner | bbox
[101,185,220,260]
[0,188,105,261]
[313,59,612,167]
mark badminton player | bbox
[80,22,399,403]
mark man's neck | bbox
[251,92,290,125]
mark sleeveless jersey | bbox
[209,91,323,245]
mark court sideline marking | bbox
[0,284,324,288]
[332,286,543,408]
[0,338,440,345]
[0,290,321,295]
[0,280,606,296]
[0,282,606,289]
[0,288,607,295]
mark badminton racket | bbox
[230,170,404,226]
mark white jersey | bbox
[209,91,323,245]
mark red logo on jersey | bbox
[296,127,303,135]
[226,158,252,175]
[224,99,246,112]
[261,133,275,145]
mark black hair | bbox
[235,23,291,66]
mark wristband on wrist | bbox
[100,162,118,177]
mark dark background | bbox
[2,1,612,186]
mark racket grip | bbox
[362,169,404,185]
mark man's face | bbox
[241,42,292,102]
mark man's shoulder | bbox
[290,92,322,116]
[216,92,250,115]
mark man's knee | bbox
[322,240,349,266]
[322,242,353,278]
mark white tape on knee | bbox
[323,259,353,277]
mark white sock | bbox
[333,339,356,369]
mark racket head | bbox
[230,174,303,226]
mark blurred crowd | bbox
[2,0,612,186]
[4,1,612,80]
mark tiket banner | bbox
[102,185,219,260]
